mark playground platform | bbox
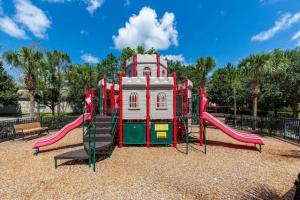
[0,128,299,199]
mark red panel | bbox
[104,78,107,116]
[173,73,177,148]
[146,73,150,148]
[118,73,123,148]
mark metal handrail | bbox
[111,109,119,141]
[177,115,189,154]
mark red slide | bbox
[32,113,92,150]
[203,112,264,145]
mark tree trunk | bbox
[29,90,35,118]
[51,102,55,116]
[253,95,258,118]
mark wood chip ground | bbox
[0,127,299,199]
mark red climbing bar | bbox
[146,72,150,148]
[180,86,184,116]
[110,83,115,115]
[104,77,107,116]
[156,54,160,77]
[185,78,189,116]
[118,72,123,148]
[173,73,177,148]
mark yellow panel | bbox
[157,132,167,139]
[155,124,169,131]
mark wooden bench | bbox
[13,122,49,139]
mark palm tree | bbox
[40,50,70,116]
[4,47,43,117]
[196,57,216,88]
[238,53,271,118]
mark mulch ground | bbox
[0,127,299,200]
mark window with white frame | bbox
[143,67,151,76]
[156,92,167,109]
[162,70,166,77]
[129,92,138,109]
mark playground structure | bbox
[32,53,264,171]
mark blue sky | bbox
[1,0,300,79]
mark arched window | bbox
[162,70,165,77]
[156,92,167,109]
[129,92,138,109]
[143,67,151,76]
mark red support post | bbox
[180,86,184,116]
[146,72,150,148]
[104,77,107,116]
[199,88,206,146]
[133,53,137,77]
[173,73,177,148]
[118,72,123,148]
[156,54,160,77]
[185,78,189,116]
[110,83,115,115]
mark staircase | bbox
[54,112,118,171]
[176,114,206,154]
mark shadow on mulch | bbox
[206,140,258,151]
[58,155,109,167]
[281,150,300,159]
[39,143,83,153]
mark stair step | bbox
[84,134,112,142]
[95,127,111,134]
[94,121,112,128]
[54,149,88,160]
[84,141,112,151]
[94,116,112,122]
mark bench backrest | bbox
[14,122,42,132]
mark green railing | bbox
[177,115,207,155]
[82,103,97,171]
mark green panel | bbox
[151,122,173,145]
[123,122,146,144]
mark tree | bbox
[237,53,271,118]
[259,49,288,117]
[120,47,135,63]
[0,60,19,105]
[99,53,119,81]
[37,50,70,116]
[284,48,300,118]
[196,57,216,89]
[4,47,43,117]
[65,64,98,112]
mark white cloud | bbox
[81,52,99,64]
[112,7,178,50]
[86,0,104,14]
[0,16,28,39]
[80,29,88,35]
[252,12,300,41]
[162,54,185,63]
[14,0,51,39]
[292,30,300,46]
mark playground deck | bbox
[0,128,299,200]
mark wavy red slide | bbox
[203,112,264,145]
[32,113,92,150]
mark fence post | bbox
[283,119,286,139]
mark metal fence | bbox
[225,115,300,141]
[0,115,79,140]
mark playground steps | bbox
[54,115,115,169]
